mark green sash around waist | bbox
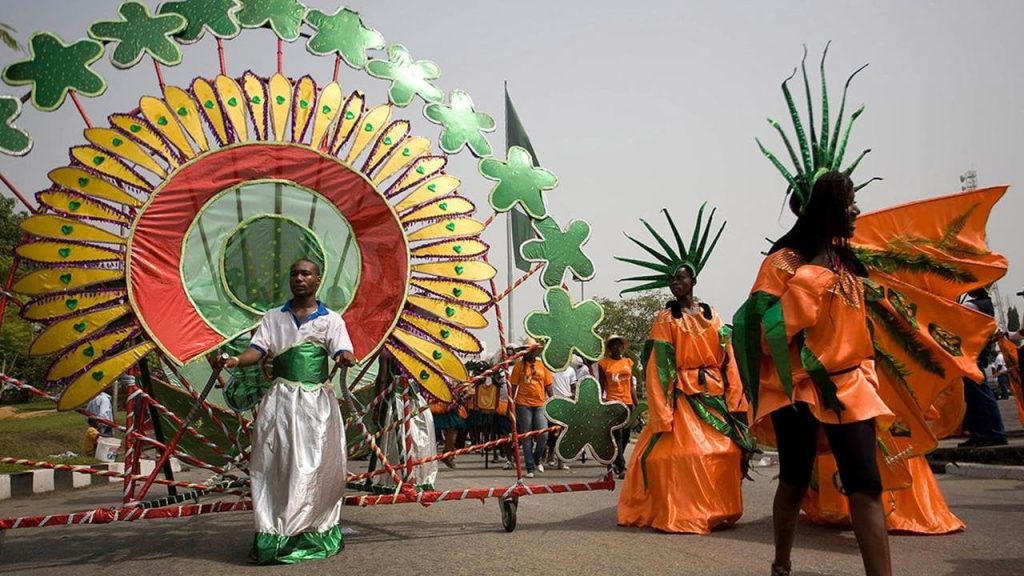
[272,342,330,389]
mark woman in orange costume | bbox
[616,206,754,534]
[598,335,636,478]
[735,173,894,576]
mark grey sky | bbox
[1,1,1022,353]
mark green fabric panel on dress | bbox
[687,392,757,453]
[761,300,794,399]
[639,431,663,492]
[272,342,330,389]
[799,342,846,416]
[732,291,779,413]
[642,338,678,402]
[253,525,343,564]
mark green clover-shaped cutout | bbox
[423,89,495,157]
[235,0,307,42]
[366,44,443,107]
[479,146,557,219]
[2,32,106,112]
[525,287,604,371]
[88,1,187,68]
[545,376,628,465]
[305,7,384,69]
[159,0,241,44]
[0,95,32,156]
[521,217,595,288]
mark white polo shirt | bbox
[250,300,353,359]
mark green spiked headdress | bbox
[756,43,881,214]
[615,203,725,295]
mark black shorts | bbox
[770,402,882,495]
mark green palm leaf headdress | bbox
[757,43,881,214]
[615,203,725,295]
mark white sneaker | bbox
[502,460,513,470]
[536,464,545,473]
[525,472,535,478]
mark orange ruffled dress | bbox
[617,306,749,534]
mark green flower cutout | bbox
[545,376,628,465]
[305,7,384,69]
[479,146,558,219]
[525,287,604,371]
[423,89,495,157]
[159,0,242,44]
[2,32,106,112]
[0,95,32,156]
[88,1,187,68]
[521,217,595,288]
[366,44,443,107]
[235,0,307,42]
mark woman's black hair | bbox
[770,171,866,276]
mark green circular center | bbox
[221,215,325,313]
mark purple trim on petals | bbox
[408,276,493,306]
[67,145,155,193]
[240,71,270,141]
[45,325,140,384]
[386,340,454,403]
[361,119,410,174]
[398,308,484,353]
[328,91,366,154]
[112,112,189,166]
[290,74,318,144]
[399,194,476,226]
[36,188,132,225]
[410,237,490,260]
[190,77,229,148]
[20,288,128,323]
[384,156,448,198]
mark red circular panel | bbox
[128,144,408,363]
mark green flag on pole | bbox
[505,85,538,273]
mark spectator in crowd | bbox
[546,362,577,470]
[598,335,636,478]
[960,287,1008,447]
[509,337,553,478]
[84,387,114,436]
[992,351,1010,400]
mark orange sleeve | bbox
[723,342,748,413]
[779,265,834,341]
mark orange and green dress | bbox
[617,305,752,534]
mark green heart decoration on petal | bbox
[432,350,443,361]
[234,0,307,42]
[2,32,107,112]
[78,177,90,186]
[345,110,355,120]
[520,217,596,288]
[87,1,187,69]
[445,306,456,317]
[300,99,309,109]
[91,370,105,382]
[60,273,73,285]
[479,146,558,219]
[321,105,331,114]
[61,225,74,235]
[92,156,104,165]
[159,0,241,44]
[68,200,82,212]
[157,116,169,125]
[304,7,384,70]
[275,95,286,105]
[438,202,449,211]
[382,136,393,145]
[365,44,443,107]
[226,97,238,107]
[452,244,463,254]
[83,345,95,357]
[204,100,215,109]
[419,370,430,381]
[524,287,604,371]
[0,95,32,156]
[250,95,262,104]
[452,287,463,297]
[111,137,123,146]
[545,376,629,465]
[439,329,451,339]
[444,222,456,232]
[73,321,88,333]
[129,124,142,132]
[58,247,71,258]
[423,89,495,157]
[454,264,464,275]
[65,298,79,310]
[427,183,437,192]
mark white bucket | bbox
[94,436,120,463]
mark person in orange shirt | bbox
[615,205,753,533]
[509,337,554,477]
[598,336,635,477]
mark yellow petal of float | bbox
[372,136,431,185]
[400,312,483,354]
[401,196,475,224]
[193,78,229,145]
[37,191,129,225]
[410,239,488,259]
[392,328,469,382]
[48,166,142,208]
[163,85,209,152]
[268,73,292,141]
[389,157,447,198]
[21,289,126,321]
[384,343,452,402]
[410,278,492,305]
[363,120,409,174]
[407,218,484,243]
[16,241,121,264]
[345,104,392,164]
[393,174,460,211]
[241,72,269,140]
[406,295,487,329]
[140,95,195,159]
[70,146,151,191]
[21,215,126,244]
[309,81,343,149]
[12,267,124,295]
[215,75,248,142]
[411,260,496,282]
[57,342,154,411]
[110,114,179,167]
[29,304,131,356]
[84,128,167,178]
[47,326,137,381]
[330,91,364,154]
[291,75,318,142]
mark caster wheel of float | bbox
[500,497,518,532]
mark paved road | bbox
[1,452,1022,576]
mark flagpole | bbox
[504,81,515,345]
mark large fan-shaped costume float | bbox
[0,1,626,556]
[734,46,1007,537]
